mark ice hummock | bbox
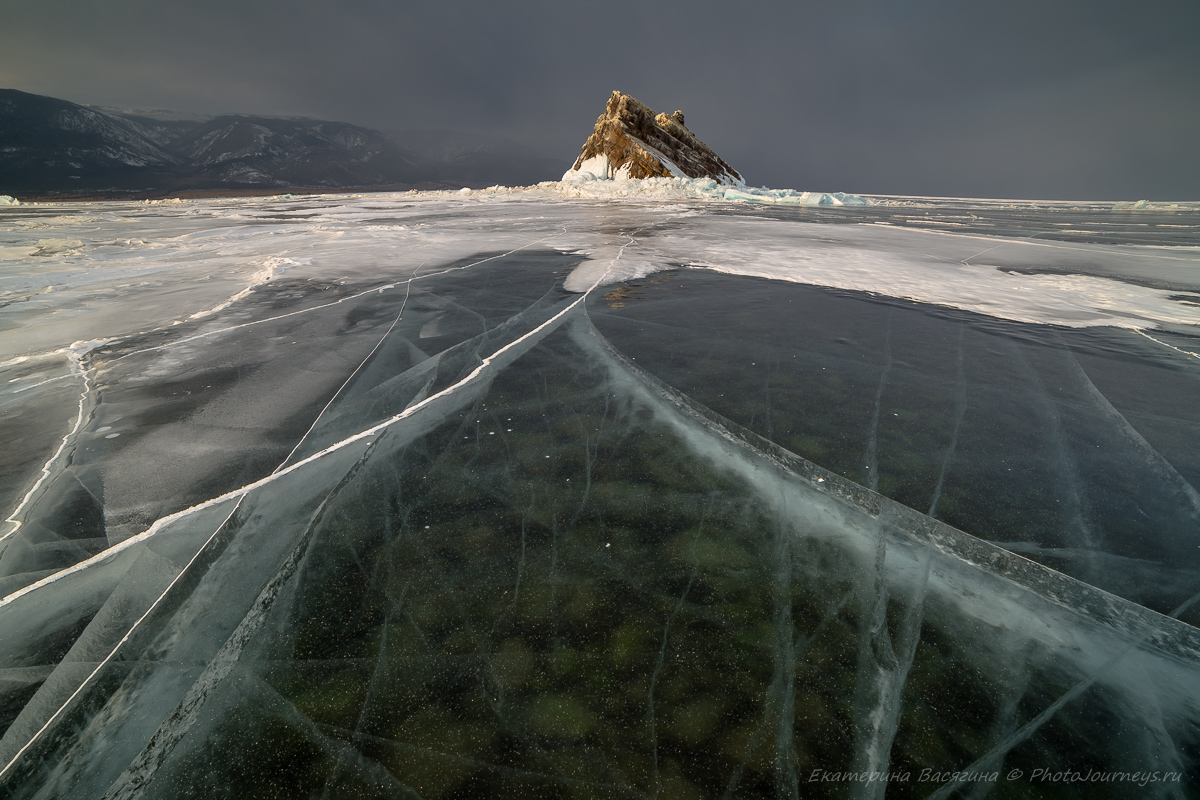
[723,186,871,206]
[557,167,871,207]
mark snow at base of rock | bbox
[564,155,613,182]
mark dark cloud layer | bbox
[3,0,1197,198]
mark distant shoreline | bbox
[6,182,483,203]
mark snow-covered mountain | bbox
[169,116,430,187]
[0,89,182,191]
[564,91,743,186]
[0,89,563,196]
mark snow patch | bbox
[32,239,84,257]
[563,154,612,182]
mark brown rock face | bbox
[567,91,743,185]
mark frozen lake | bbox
[1,187,1199,797]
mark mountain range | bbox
[0,89,564,198]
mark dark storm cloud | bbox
[2,0,1198,198]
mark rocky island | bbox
[563,91,744,186]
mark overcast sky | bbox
[3,0,1197,199]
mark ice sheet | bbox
[1,190,1199,796]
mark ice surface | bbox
[0,190,1198,796]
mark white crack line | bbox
[1132,328,1200,361]
[0,340,110,543]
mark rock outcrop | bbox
[564,91,743,186]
